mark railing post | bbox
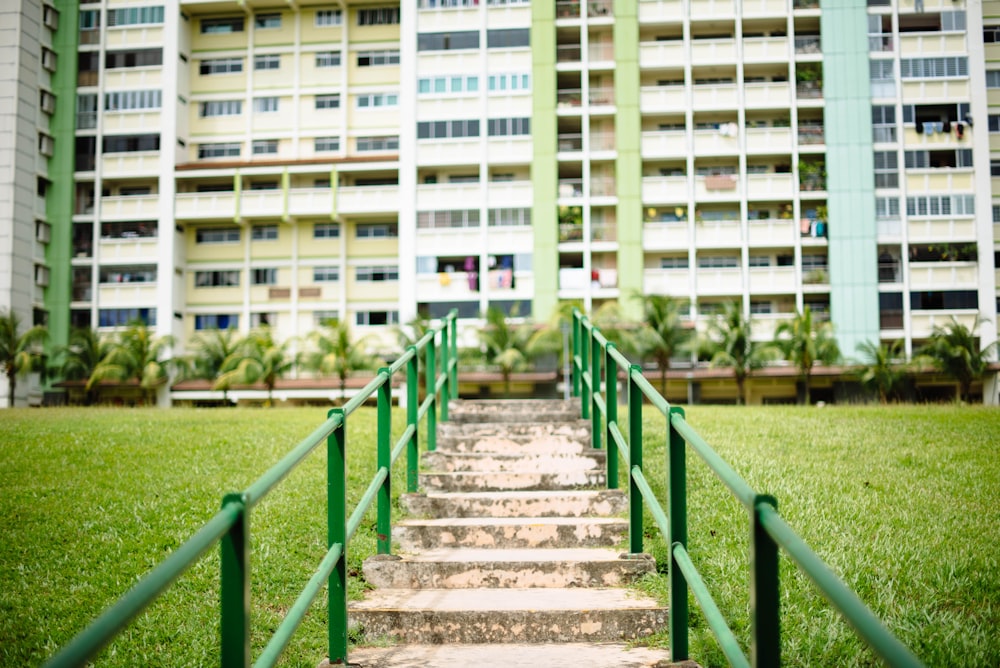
[591,328,602,450]
[377,369,392,555]
[425,340,437,452]
[581,320,591,420]
[440,325,450,422]
[327,408,348,664]
[449,312,458,400]
[605,343,619,489]
[572,311,581,397]
[220,492,250,668]
[668,406,689,661]
[406,348,419,494]
[751,495,781,668]
[627,364,643,554]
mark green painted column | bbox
[45,0,80,364]
[614,0,642,319]
[821,0,879,356]
[531,1,558,321]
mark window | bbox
[985,26,1000,43]
[357,92,398,108]
[98,265,157,283]
[252,225,278,241]
[356,310,398,326]
[195,270,240,287]
[105,89,161,111]
[200,58,243,75]
[487,28,529,48]
[872,105,896,143]
[200,100,242,117]
[905,195,975,217]
[489,208,531,227]
[251,268,277,285]
[194,314,238,330]
[248,181,278,190]
[314,310,339,326]
[315,94,341,109]
[992,160,1000,177]
[417,210,480,228]
[196,227,240,243]
[106,48,163,68]
[313,266,340,282]
[417,31,479,51]
[748,255,771,267]
[313,223,340,238]
[356,50,399,66]
[990,115,1000,133]
[910,290,978,311]
[198,142,241,159]
[80,9,99,30]
[873,151,898,189]
[802,254,828,270]
[356,135,399,151]
[416,119,480,139]
[316,51,341,67]
[697,255,739,268]
[101,221,157,238]
[660,256,689,269]
[875,196,900,219]
[314,136,341,152]
[254,13,281,29]
[316,9,342,25]
[488,73,531,91]
[487,117,531,136]
[100,308,156,327]
[107,6,164,26]
[749,301,772,315]
[201,16,244,33]
[987,71,1000,88]
[993,205,1000,223]
[358,7,399,25]
[103,134,160,153]
[356,265,399,281]
[418,76,479,95]
[251,139,278,155]
[253,97,278,113]
[356,223,398,238]
[254,54,280,70]
[899,57,968,78]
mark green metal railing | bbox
[572,309,924,668]
[45,311,460,668]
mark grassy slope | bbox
[1,406,997,666]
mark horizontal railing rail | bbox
[572,309,924,667]
[45,310,460,668]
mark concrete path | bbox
[340,399,673,667]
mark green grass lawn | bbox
[1,405,998,667]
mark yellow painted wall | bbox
[186,229,244,262]
[190,19,248,52]
[347,60,400,86]
[191,69,247,95]
[249,227,293,259]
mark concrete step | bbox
[449,399,580,424]
[421,450,605,474]
[394,517,627,550]
[401,490,628,518]
[438,420,592,442]
[334,642,674,668]
[434,435,594,455]
[420,469,605,493]
[363,548,655,589]
[348,588,667,644]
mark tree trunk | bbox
[659,365,668,399]
[960,380,972,403]
[503,369,511,398]
[803,370,812,405]
[8,375,15,407]
[735,373,746,405]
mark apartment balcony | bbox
[749,313,795,342]
[97,236,159,261]
[905,170,973,194]
[339,185,400,215]
[797,126,825,147]
[900,79,969,103]
[792,0,819,10]
[175,192,237,220]
[908,218,976,243]
[745,126,793,153]
[910,311,980,339]
[695,267,742,296]
[103,69,162,92]
[102,153,160,178]
[793,36,822,58]
[642,176,688,204]
[487,224,533,250]
[747,173,796,200]
[640,85,687,113]
[102,110,162,134]
[878,261,901,284]
[558,178,584,200]
[416,272,481,301]
[556,44,582,65]
[556,0,581,19]
[487,135,532,162]
[902,125,971,149]
[639,41,684,69]
[692,84,738,110]
[795,82,823,102]
[238,190,285,219]
[643,267,691,297]
[587,0,614,18]
[899,33,967,57]
[588,86,615,108]
[416,138,480,165]
[749,266,797,294]
[415,228,481,257]
[691,38,737,65]
[798,176,826,194]
[689,0,735,20]
[590,176,616,198]
[557,133,583,153]
[909,262,979,290]
[869,35,893,53]
[97,282,158,306]
[745,81,792,109]
[743,36,790,61]
[487,180,532,209]
[417,7,487,33]
[696,220,742,247]
[589,41,614,62]
[879,309,903,331]
[693,129,740,156]
[590,132,616,152]
[100,195,160,221]
[288,187,334,218]
[558,267,618,290]
[638,0,683,24]
[742,0,785,15]
[105,26,165,49]
[748,219,796,247]
[644,222,690,250]
[694,174,740,200]
[641,130,687,159]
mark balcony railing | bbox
[556,0,581,18]
[878,262,901,283]
[590,177,616,196]
[590,132,616,151]
[799,176,826,192]
[872,126,896,143]
[796,81,822,98]
[77,112,98,130]
[869,35,893,52]
[589,86,614,106]
[793,0,819,7]
[589,42,614,60]
[556,44,582,62]
[557,134,583,151]
[794,36,821,54]
[557,89,583,108]
[797,126,824,144]
[879,310,903,329]
[558,179,584,198]
[587,0,613,16]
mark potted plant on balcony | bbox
[795,64,822,97]
[798,159,826,191]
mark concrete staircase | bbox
[343,399,672,667]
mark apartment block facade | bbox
[4,0,999,405]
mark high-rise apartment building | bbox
[3,0,999,405]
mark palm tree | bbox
[300,320,379,403]
[856,339,908,404]
[633,293,690,397]
[479,306,535,397]
[693,301,775,405]
[87,320,175,405]
[56,327,109,404]
[773,307,840,405]
[216,327,295,406]
[916,318,998,402]
[0,308,49,407]
[186,328,244,404]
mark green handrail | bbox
[44,310,460,668]
[572,309,924,668]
